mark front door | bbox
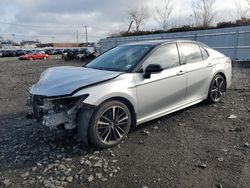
[134,43,187,123]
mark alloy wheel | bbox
[210,76,225,102]
[96,106,129,145]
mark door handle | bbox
[177,70,185,76]
[207,63,213,67]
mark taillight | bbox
[225,59,231,64]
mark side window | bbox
[181,43,203,63]
[200,46,209,60]
[142,43,180,70]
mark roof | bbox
[121,39,198,46]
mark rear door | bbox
[134,43,187,122]
[180,42,212,103]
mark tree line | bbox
[110,0,250,37]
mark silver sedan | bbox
[27,40,232,148]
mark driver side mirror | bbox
[143,64,163,79]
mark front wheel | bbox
[87,101,132,148]
[207,74,226,103]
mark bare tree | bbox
[234,0,248,19]
[246,0,250,7]
[155,0,174,30]
[192,0,217,27]
[128,5,149,32]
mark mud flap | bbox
[77,104,95,146]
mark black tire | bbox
[207,74,226,103]
[88,101,132,148]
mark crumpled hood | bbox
[29,66,121,97]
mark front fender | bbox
[73,75,138,114]
[75,90,138,114]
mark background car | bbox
[2,50,16,57]
[54,49,63,54]
[15,50,26,56]
[44,49,55,55]
[19,51,49,60]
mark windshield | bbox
[86,44,152,72]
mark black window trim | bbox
[199,45,210,60]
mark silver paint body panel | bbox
[29,41,232,126]
[29,66,121,97]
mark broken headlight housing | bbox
[28,94,89,119]
[43,94,89,113]
[27,94,89,129]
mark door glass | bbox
[181,43,203,63]
[142,43,180,70]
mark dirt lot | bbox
[0,56,249,188]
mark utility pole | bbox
[77,30,79,44]
[12,34,15,43]
[127,21,133,32]
[84,25,88,44]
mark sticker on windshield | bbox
[126,64,132,69]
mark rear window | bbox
[181,43,203,63]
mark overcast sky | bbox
[0,0,245,43]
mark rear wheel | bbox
[88,101,131,148]
[207,74,226,103]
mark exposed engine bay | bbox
[26,95,89,129]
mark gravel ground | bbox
[0,56,249,188]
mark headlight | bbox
[47,94,89,102]
[46,94,89,110]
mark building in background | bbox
[36,42,95,48]
[20,40,41,48]
[0,40,20,49]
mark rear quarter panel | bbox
[207,48,232,89]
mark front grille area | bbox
[33,95,44,106]
[27,94,81,129]
[32,95,45,119]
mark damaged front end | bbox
[25,66,120,131]
[26,94,89,130]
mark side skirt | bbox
[136,98,205,125]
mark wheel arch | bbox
[81,97,135,148]
[77,95,137,143]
